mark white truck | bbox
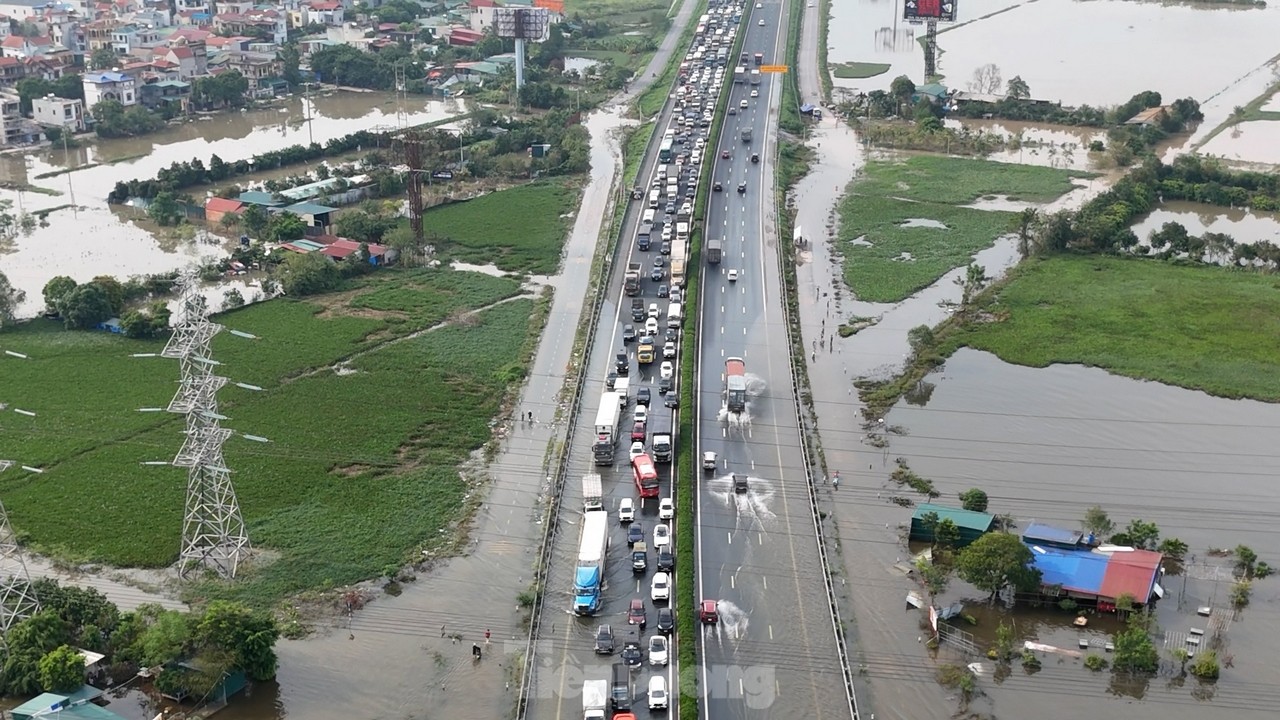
[573,509,609,615]
[582,474,603,512]
[593,391,622,465]
[583,678,609,720]
[613,377,630,407]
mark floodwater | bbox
[1,91,467,317]
[1198,120,1280,165]
[943,118,1105,171]
[1130,200,1280,246]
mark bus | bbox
[658,138,673,164]
[632,454,659,498]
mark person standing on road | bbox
[485,628,492,645]
[832,471,840,490]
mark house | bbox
[908,503,996,548]
[138,79,191,111]
[282,201,335,229]
[83,71,137,109]
[0,56,26,87]
[1126,106,1168,127]
[204,196,243,224]
[220,50,282,95]
[468,0,498,32]
[162,39,208,78]
[911,82,948,105]
[1025,540,1165,609]
[314,235,394,265]
[279,238,326,253]
[32,94,85,131]
[236,190,284,207]
[10,686,126,720]
[449,27,484,46]
[304,0,343,26]
[0,0,52,20]
[0,89,41,145]
[1,34,54,59]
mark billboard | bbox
[903,0,957,22]
[494,7,551,41]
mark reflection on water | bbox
[1130,200,1280,245]
[945,118,1105,171]
[1198,120,1280,165]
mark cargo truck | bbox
[624,262,643,295]
[611,663,631,711]
[734,65,746,83]
[725,357,748,412]
[706,237,723,264]
[614,377,630,406]
[753,52,764,65]
[583,474,603,512]
[750,69,761,85]
[670,259,685,287]
[637,337,655,364]
[637,222,652,251]
[593,391,622,464]
[583,679,609,720]
[573,509,609,615]
[651,414,673,463]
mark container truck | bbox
[624,262,643,295]
[651,414,673,463]
[706,237,723,264]
[725,357,747,412]
[583,679,609,720]
[583,474,603,511]
[573,509,609,615]
[593,391,622,464]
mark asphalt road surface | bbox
[694,2,849,719]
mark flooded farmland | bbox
[0,91,467,317]
[1130,200,1280,246]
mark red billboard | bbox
[904,0,957,22]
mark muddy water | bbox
[875,349,1280,718]
[1198,119,1280,165]
[1,92,467,317]
[1131,200,1280,246]
[943,117,1105,171]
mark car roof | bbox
[630,598,644,608]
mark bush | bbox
[1083,653,1108,671]
[1189,650,1220,679]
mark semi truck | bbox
[593,391,622,464]
[706,237,723,264]
[725,357,748,412]
[651,414,673,463]
[583,679,609,720]
[583,474,603,511]
[573,509,609,615]
[624,262,643,295]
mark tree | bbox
[1012,208,1040,259]
[1,269,27,328]
[37,645,85,693]
[242,204,269,236]
[2,611,71,696]
[915,556,951,604]
[89,47,119,71]
[90,275,125,315]
[60,283,113,330]
[1006,75,1031,99]
[30,579,120,650]
[955,263,988,310]
[934,518,961,551]
[42,276,77,315]
[275,252,341,297]
[959,488,989,513]
[969,63,1003,95]
[334,206,398,243]
[1234,545,1259,577]
[194,601,281,681]
[956,532,1041,600]
[120,303,169,339]
[1118,519,1160,550]
[148,191,184,227]
[1081,505,1115,538]
[223,288,245,309]
[906,324,936,356]
[889,74,916,114]
[134,608,193,667]
[1112,623,1158,673]
[279,43,303,87]
[264,212,307,242]
[1189,650,1220,679]
[92,100,164,138]
[1157,537,1189,561]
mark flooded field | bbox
[942,118,1106,171]
[1130,200,1280,246]
[861,349,1280,718]
[1198,120,1280,165]
[0,92,467,317]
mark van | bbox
[666,303,682,329]
[642,209,655,225]
[648,675,668,710]
[648,189,660,209]
[676,222,689,242]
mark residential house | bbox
[174,0,211,13]
[911,82,948,105]
[83,71,137,108]
[125,9,174,30]
[162,38,207,78]
[317,237,393,265]
[220,50,282,95]
[0,0,50,20]
[111,23,164,55]
[281,201,334,230]
[1,34,55,59]
[449,27,483,46]
[204,196,243,224]
[1126,106,1168,127]
[236,190,284,208]
[908,503,996,548]
[138,78,190,111]
[205,34,252,53]
[10,686,128,720]
[176,8,213,26]
[213,0,252,13]
[0,89,41,145]
[213,9,286,44]
[0,57,24,87]
[1023,524,1166,609]
[468,0,498,32]
[303,0,343,26]
[83,19,117,53]
[31,93,86,131]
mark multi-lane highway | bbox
[694,1,849,719]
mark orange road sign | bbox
[760,65,789,73]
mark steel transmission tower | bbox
[0,461,40,642]
[161,274,250,579]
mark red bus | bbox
[632,454,659,498]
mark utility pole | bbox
[0,355,43,643]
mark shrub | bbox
[1189,650,1220,679]
[1083,654,1108,671]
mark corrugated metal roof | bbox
[911,503,995,532]
[283,201,336,216]
[1099,549,1162,602]
[1027,545,1108,595]
[1022,523,1082,547]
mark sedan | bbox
[660,361,674,380]
[653,523,671,549]
[739,99,748,109]
[627,523,644,546]
[713,181,723,192]
[637,386,652,407]
[659,497,675,520]
[759,18,766,25]
[650,572,670,602]
[662,341,677,359]
[628,598,647,629]
[630,441,646,461]
[650,267,665,282]
[721,149,731,159]
[648,634,669,666]
[595,624,615,654]
[727,268,740,282]
[738,181,748,193]
[750,89,759,98]
[622,324,636,343]
[657,607,674,634]
[657,548,675,572]
[664,394,680,409]
[657,284,670,298]
[619,497,635,523]
[664,202,676,214]
[622,639,643,668]
[728,106,737,115]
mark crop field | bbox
[425,181,579,274]
[838,157,1082,302]
[0,267,540,604]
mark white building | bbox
[32,94,85,132]
[83,71,137,110]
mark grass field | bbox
[0,268,539,604]
[947,255,1280,401]
[426,181,579,275]
[838,157,1081,302]
[832,62,890,79]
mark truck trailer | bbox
[624,262,643,295]
[593,391,622,464]
[725,357,748,413]
[706,237,723,264]
[582,474,603,512]
[583,678,609,720]
[573,509,609,615]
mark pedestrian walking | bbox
[485,628,492,645]
[832,471,840,490]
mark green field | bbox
[426,181,579,274]
[838,157,1081,302]
[947,255,1280,401]
[832,62,890,79]
[0,268,540,604]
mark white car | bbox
[759,18,766,25]
[756,2,762,6]
[739,99,748,109]
[653,523,671,549]
[647,303,660,319]
[659,497,675,520]
[727,269,740,282]
[630,441,646,461]
[648,675,668,710]
[648,633,669,665]
[663,341,677,359]
[750,89,759,98]
[634,405,649,423]
[619,497,635,523]
[645,317,659,335]
[650,572,671,603]
[660,361,674,380]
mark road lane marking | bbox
[727,531,733,545]
[763,575,768,589]
[769,625,774,640]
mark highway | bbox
[694,1,849,719]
